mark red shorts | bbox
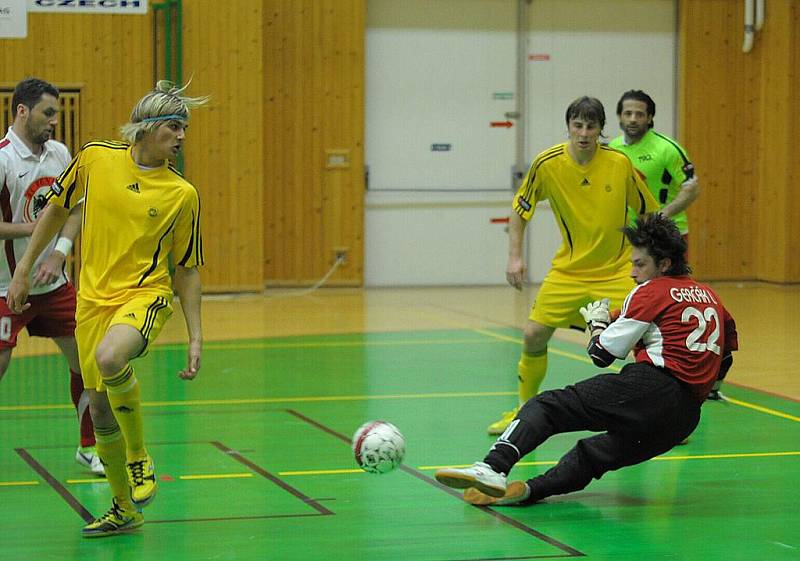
[0,282,77,349]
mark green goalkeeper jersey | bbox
[608,129,694,234]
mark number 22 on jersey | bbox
[681,306,720,355]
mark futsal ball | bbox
[352,420,406,474]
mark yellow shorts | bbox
[529,270,634,330]
[75,295,173,392]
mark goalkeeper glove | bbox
[579,298,611,332]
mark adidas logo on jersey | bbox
[581,178,590,186]
[126,182,140,193]
[124,312,136,319]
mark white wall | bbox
[366,0,516,192]
[365,0,677,287]
[365,192,511,286]
[524,0,678,156]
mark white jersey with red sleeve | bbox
[596,275,738,398]
[0,127,71,296]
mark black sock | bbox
[483,417,538,475]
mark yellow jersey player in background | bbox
[489,96,663,435]
[7,80,208,537]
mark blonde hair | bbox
[120,79,209,144]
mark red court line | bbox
[210,440,334,516]
[15,448,94,523]
[285,409,586,559]
[15,441,331,525]
[725,380,800,404]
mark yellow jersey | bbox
[46,141,203,306]
[513,142,658,279]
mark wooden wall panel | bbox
[679,0,799,282]
[756,2,799,282]
[1,13,152,143]
[263,0,365,286]
[182,0,265,291]
[1,4,266,293]
[2,0,363,291]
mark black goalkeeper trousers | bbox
[487,362,701,503]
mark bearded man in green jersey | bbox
[609,90,699,239]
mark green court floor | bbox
[1,328,798,560]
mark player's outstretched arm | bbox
[7,204,70,313]
[173,265,202,380]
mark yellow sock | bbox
[104,365,147,461]
[518,350,548,404]
[94,427,135,512]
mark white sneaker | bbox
[435,461,507,498]
[76,447,106,477]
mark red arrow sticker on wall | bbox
[490,121,513,128]
[528,54,551,61]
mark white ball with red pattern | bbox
[352,420,406,474]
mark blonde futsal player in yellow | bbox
[7,81,207,537]
[488,96,662,435]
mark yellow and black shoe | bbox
[127,455,157,508]
[81,498,144,538]
[486,407,519,435]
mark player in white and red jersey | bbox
[0,78,103,475]
[435,213,738,506]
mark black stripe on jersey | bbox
[548,198,573,258]
[167,164,185,178]
[652,132,691,165]
[521,148,563,200]
[538,144,565,159]
[520,147,564,202]
[57,154,80,186]
[195,197,203,265]
[81,179,90,234]
[137,216,178,287]
[619,206,628,256]
[80,140,129,151]
[64,176,80,208]
[636,187,647,215]
[178,210,196,266]
[560,215,574,258]
[140,296,169,341]
[54,157,81,208]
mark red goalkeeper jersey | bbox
[598,276,738,399]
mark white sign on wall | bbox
[0,0,27,38]
[28,0,147,14]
